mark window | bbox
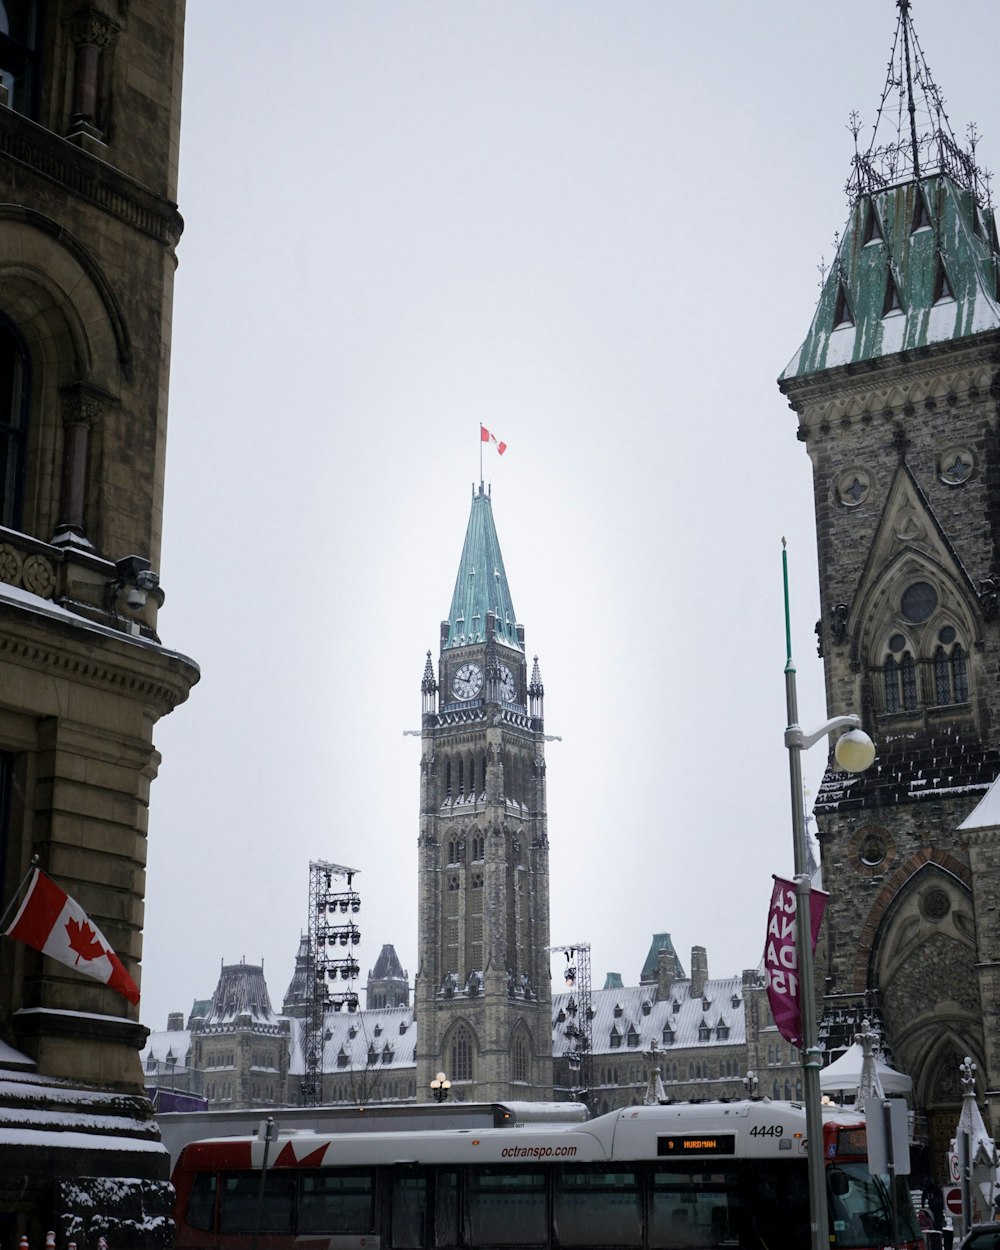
[466,1170,546,1246]
[0,1,39,116]
[451,1023,474,1082]
[0,315,30,529]
[884,651,918,712]
[220,1171,295,1234]
[299,1171,375,1234]
[554,1168,642,1246]
[512,1031,528,1083]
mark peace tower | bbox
[415,484,553,1100]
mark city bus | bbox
[171,1098,921,1249]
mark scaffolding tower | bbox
[551,943,592,1102]
[301,860,361,1105]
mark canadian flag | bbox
[4,869,140,1004]
[480,424,507,455]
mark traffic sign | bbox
[945,1186,962,1217]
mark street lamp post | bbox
[430,1071,451,1103]
[782,541,875,1250]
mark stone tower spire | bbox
[416,485,552,1100]
[778,2,1000,1159]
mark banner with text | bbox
[764,875,828,1050]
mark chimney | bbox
[656,950,674,1003]
[690,946,708,999]
[167,1012,184,1031]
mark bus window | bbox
[827,1165,919,1248]
[434,1170,459,1248]
[219,1171,295,1235]
[650,1170,740,1248]
[553,1168,642,1246]
[391,1175,428,1249]
[185,1172,216,1232]
[299,1170,375,1234]
[465,1169,546,1246]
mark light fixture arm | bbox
[784,714,860,752]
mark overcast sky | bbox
[140,2,1000,1037]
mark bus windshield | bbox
[828,1163,920,1248]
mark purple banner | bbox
[764,875,828,1050]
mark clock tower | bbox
[415,483,553,1101]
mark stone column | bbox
[66,8,119,144]
[54,385,104,547]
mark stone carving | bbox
[21,554,56,599]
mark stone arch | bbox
[0,212,128,543]
[859,853,982,1092]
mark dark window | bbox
[299,1170,375,1234]
[553,1168,642,1246]
[512,1032,528,1083]
[953,645,969,701]
[451,1024,473,1082]
[390,1175,428,1250]
[466,1169,546,1246]
[219,1171,295,1235]
[184,1172,217,1232]
[0,1,40,117]
[901,581,938,622]
[0,316,30,529]
[900,653,917,710]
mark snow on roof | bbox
[287,1005,416,1077]
[140,1028,192,1066]
[553,978,746,1059]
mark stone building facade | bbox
[0,1,197,1242]
[415,484,553,1101]
[778,3,1000,1178]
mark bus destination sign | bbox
[657,1133,737,1157]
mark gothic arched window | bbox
[511,1030,528,1083]
[450,1024,474,1083]
[0,315,30,529]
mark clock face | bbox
[498,664,517,703]
[452,662,484,700]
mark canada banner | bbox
[764,875,827,1050]
[4,868,140,1004]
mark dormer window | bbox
[641,1000,651,1016]
[613,1003,623,1019]
[626,1027,640,1048]
[662,1025,673,1045]
[672,1001,680,1015]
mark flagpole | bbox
[0,856,39,932]
[479,425,483,488]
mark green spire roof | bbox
[443,485,522,652]
[783,4,1000,381]
[783,176,1000,380]
[639,933,686,984]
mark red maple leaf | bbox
[66,916,106,965]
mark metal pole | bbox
[883,1100,900,1250]
[783,543,829,1250]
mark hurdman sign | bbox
[764,875,828,1049]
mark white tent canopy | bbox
[820,1043,912,1096]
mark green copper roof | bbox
[782,175,1000,380]
[639,933,686,984]
[443,485,521,652]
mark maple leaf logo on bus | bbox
[66,917,107,965]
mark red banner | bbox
[764,875,827,1050]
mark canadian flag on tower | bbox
[4,868,140,1003]
[480,424,507,455]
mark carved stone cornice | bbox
[0,108,183,248]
